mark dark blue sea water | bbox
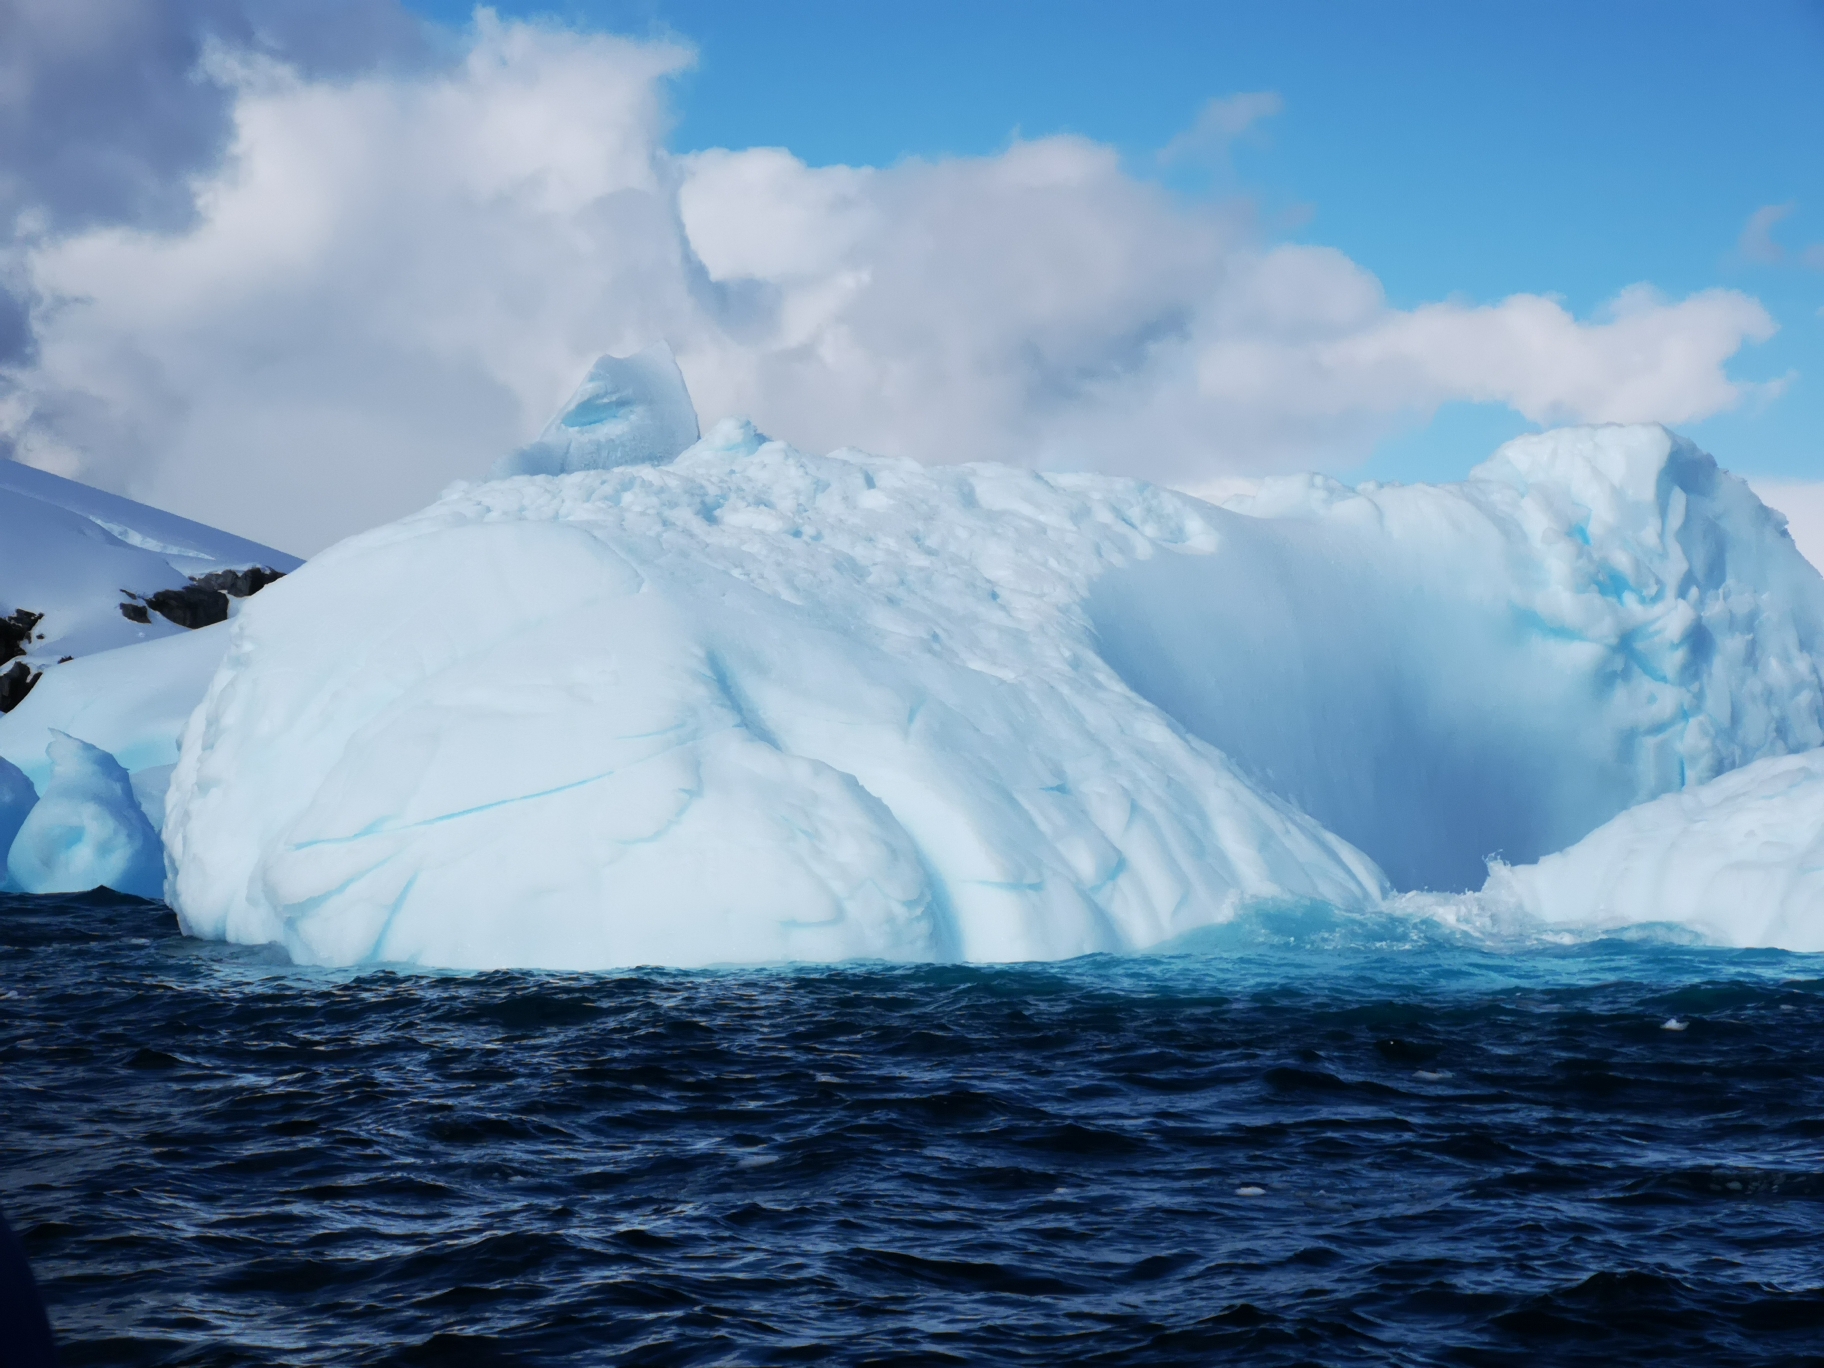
[4,892,1824,1366]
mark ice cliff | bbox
[1093,425,1824,890]
[159,358,1824,966]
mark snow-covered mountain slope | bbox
[0,461,299,679]
[0,461,302,578]
[163,413,1824,969]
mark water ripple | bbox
[5,892,1824,1364]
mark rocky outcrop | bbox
[118,566,287,631]
[143,585,230,630]
[1,609,43,664]
[0,661,39,713]
[192,566,286,598]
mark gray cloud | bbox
[0,0,244,233]
[0,0,425,365]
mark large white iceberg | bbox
[167,419,1386,968]
[163,402,1824,968]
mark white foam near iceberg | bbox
[162,379,1824,966]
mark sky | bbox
[0,0,1819,552]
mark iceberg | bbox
[0,757,35,891]
[162,384,1824,967]
[167,416,1387,968]
[1464,749,1824,951]
[7,732,163,900]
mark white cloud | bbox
[0,16,1785,552]
[1738,202,1824,270]
[1158,92,1283,165]
[1740,203,1795,264]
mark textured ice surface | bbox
[1096,425,1824,889]
[165,420,1824,969]
[493,345,700,478]
[7,732,163,899]
[1469,750,1824,951]
[168,420,1388,968]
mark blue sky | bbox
[409,0,1824,482]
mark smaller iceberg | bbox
[7,732,164,900]
[492,343,700,478]
[0,757,35,890]
[1474,750,1824,951]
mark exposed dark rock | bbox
[114,566,284,632]
[191,565,286,598]
[145,584,229,629]
[1,608,43,664]
[0,661,39,713]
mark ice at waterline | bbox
[139,348,1824,968]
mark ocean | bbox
[4,890,1823,1366]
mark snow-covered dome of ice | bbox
[162,417,1824,969]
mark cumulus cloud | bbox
[0,11,1785,552]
